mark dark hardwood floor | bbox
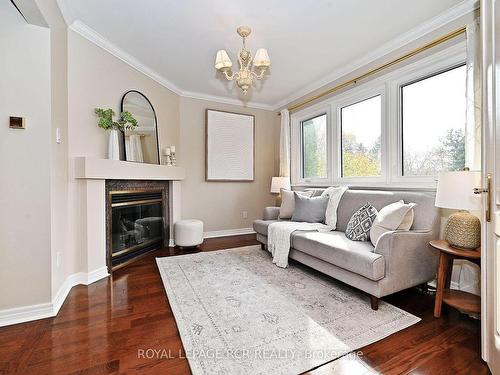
[0,235,489,374]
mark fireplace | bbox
[106,180,169,270]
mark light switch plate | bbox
[9,116,25,129]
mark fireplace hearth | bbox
[106,180,169,270]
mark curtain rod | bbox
[279,26,466,115]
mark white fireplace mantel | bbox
[74,156,185,180]
[73,157,183,280]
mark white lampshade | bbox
[435,171,482,211]
[253,48,271,67]
[215,50,232,70]
[270,176,290,194]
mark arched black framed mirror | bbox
[120,90,160,164]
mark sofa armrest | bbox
[374,230,438,296]
[263,207,280,220]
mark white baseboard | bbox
[0,302,54,328]
[83,266,109,285]
[0,267,109,327]
[203,227,255,239]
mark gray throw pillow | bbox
[291,193,329,223]
[279,189,313,219]
[345,203,378,241]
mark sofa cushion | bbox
[345,203,378,241]
[291,193,329,223]
[292,231,385,281]
[253,219,280,236]
[279,189,313,219]
[336,190,438,232]
[370,200,416,246]
[321,186,348,229]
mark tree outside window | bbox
[341,95,382,177]
[402,65,466,176]
[302,114,327,179]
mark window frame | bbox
[333,86,387,185]
[300,113,329,181]
[290,41,466,189]
[291,104,333,186]
[397,63,467,181]
[390,53,467,186]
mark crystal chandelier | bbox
[214,26,271,95]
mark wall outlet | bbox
[242,210,248,219]
[56,252,61,268]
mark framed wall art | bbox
[205,109,255,181]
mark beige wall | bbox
[0,10,279,314]
[34,0,73,302]
[67,30,181,275]
[0,2,52,309]
[179,97,280,232]
[67,31,180,159]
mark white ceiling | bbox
[57,0,466,109]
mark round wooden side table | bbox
[430,239,481,318]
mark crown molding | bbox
[69,20,183,95]
[180,90,274,110]
[69,20,274,111]
[68,0,478,112]
[271,0,479,110]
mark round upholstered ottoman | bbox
[174,219,204,248]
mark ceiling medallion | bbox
[214,26,271,95]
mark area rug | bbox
[156,246,420,375]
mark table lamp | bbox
[435,171,482,249]
[270,177,291,206]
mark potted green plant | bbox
[94,108,138,160]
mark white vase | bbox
[108,129,120,160]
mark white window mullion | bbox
[331,103,340,185]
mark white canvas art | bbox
[206,110,254,181]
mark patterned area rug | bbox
[156,246,420,375]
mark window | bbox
[290,44,470,188]
[301,114,327,179]
[340,95,382,177]
[401,65,466,176]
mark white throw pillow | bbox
[279,189,313,219]
[321,186,348,229]
[370,200,417,247]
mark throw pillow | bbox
[370,200,417,246]
[345,203,378,241]
[306,188,326,197]
[291,193,329,223]
[279,189,313,219]
[321,186,348,229]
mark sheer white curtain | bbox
[465,19,481,171]
[452,19,482,301]
[279,109,290,177]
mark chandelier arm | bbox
[222,70,236,81]
[250,68,267,80]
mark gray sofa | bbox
[253,189,440,310]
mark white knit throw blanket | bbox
[268,222,333,268]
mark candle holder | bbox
[171,151,177,166]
